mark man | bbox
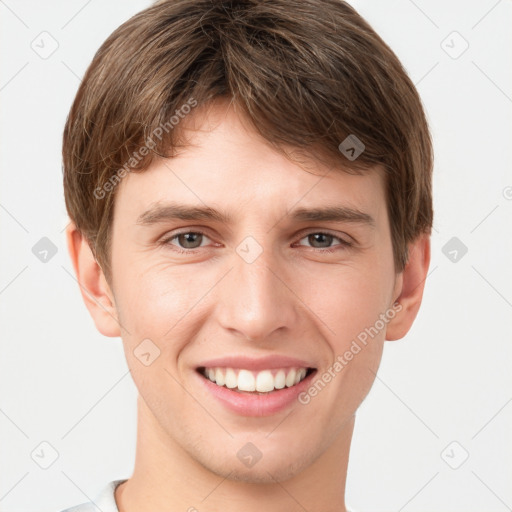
[61,1,433,510]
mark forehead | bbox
[115,100,387,224]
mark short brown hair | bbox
[63,0,433,281]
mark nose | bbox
[215,245,299,342]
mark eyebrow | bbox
[136,203,375,228]
[291,206,375,227]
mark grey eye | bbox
[175,232,205,248]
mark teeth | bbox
[238,370,255,391]
[225,368,237,389]
[285,368,296,387]
[215,368,225,386]
[274,370,286,389]
[256,370,274,392]
[295,368,306,384]
[202,366,310,393]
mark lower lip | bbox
[195,369,316,417]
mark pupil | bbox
[179,233,202,248]
[309,233,332,248]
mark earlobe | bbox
[66,222,121,338]
[385,234,431,341]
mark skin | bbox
[67,98,430,512]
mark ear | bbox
[66,222,121,338]
[385,233,431,341]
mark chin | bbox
[197,449,314,484]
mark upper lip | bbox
[196,355,316,372]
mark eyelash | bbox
[159,230,353,254]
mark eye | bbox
[163,231,212,250]
[159,230,352,254]
[296,232,351,250]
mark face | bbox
[107,100,401,483]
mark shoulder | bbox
[58,480,127,512]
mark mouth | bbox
[197,366,316,394]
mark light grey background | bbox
[0,1,511,511]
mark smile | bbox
[198,366,315,394]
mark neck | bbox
[116,395,353,512]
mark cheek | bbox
[113,259,233,386]
[304,263,393,347]
[113,265,203,405]
[114,262,203,343]
[304,267,390,408]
